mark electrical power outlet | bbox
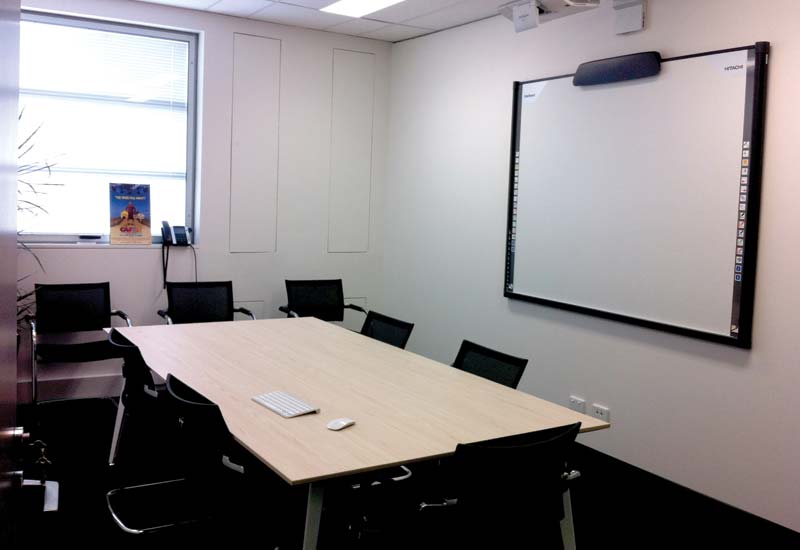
[568,395,586,413]
[591,403,610,422]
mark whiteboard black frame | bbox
[503,43,769,349]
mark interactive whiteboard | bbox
[504,44,768,348]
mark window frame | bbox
[18,11,198,245]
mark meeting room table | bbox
[117,317,609,549]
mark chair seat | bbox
[17,363,123,402]
[37,340,122,364]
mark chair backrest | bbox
[166,281,234,324]
[452,422,581,548]
[35,282,112,333]
[284,279,345,321]
[360,311,414,349]
[452,340,528,389]
[108,329,156,406]
[107,329,170,469]
[165,374,231,474]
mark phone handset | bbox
[161,221,189,246]
[161,221,173,245]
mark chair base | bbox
[106,478,212,534]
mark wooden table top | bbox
[118,318,608,485]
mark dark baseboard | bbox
[569,443,800,548]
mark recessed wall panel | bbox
[328,49,375,253]
[230,33,280,253]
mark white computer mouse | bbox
[326,417,355,431]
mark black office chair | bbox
[337,312,415,503]
[316,312,416,545]
[352,340,528,541]
[279,279,366,321]
[360,311,414,349]
[106,329,165,468]
[27,282,132,404]
[157,281,255,324]
[416,422,582,549]
[106,374,247,535]
[452,340,528,389]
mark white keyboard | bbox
[252,391,319,418]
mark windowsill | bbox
[18,242,168,250]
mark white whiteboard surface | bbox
[507,48,762,342]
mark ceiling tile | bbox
[208,0,274,16]
[251,2,352,28]
[361,23,430,42]
[136,0,217,9]
[404,0,504,30]
[324,17,387,35]
[276,0,336,9]
[368,0,460,24]
[133,0,518,39]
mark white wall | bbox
[380,0,800,532]
[17,0,390,328]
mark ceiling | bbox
[132,0,596,42]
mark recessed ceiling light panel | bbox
[321,0,406,18]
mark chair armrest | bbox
[233,307,256,320]
[23,315,36,341]
[278,305,299,318]
[344,303,367,314]
[563,469,581,482]
[350,464,413,489]
[142,383,163,399]
[27,317,37,346]
[419,498,458,512]
[222,454,245,474]
[392,465,412,482]
[156,309,173,325]
[111,310,133,327]
[27,317,38,403]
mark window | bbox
[17,12,197,242]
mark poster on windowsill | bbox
[110,183,151,245]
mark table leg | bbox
[108,392,125,465]
[303,483,324,550]
[561,488,577,550]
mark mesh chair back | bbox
[285,279,345,321]
[35,282,111,333]
[165,374,231,475]
[452,422,581,548]
[452,340,528,389]
[360,311,414,349]
[108,330,156,407]
[107,329,172,470]
[166,281,234,324]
